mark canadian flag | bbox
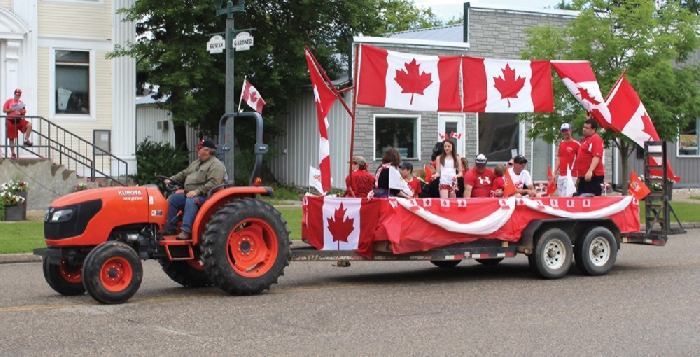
[462,57,553,113]
[240,79,266,114]
[551,61,612,129]
[304,197,381,256]
[356,44,461,112]
[305,47,338,193]
[605,76,680,182]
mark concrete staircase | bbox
[0,158,89,210]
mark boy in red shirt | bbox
[573,117,605,196]
[399,162,421,198]
[554,122,580,197]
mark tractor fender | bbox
[191,186,274,243]
[518,218,621,255]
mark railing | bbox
[2,115,129,186]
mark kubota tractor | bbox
[34,112,291,304]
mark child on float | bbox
[399,162,421,198]
[432,139,463,198]
[491,164,506,197]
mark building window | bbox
[678,119,699,156]
[478,113,519,162]
[374,115,420,160]
[56,50,90,115]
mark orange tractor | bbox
[34,113,291,304]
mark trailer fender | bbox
[519,219,621,255]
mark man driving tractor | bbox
[164,139,226,240]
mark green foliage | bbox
[134,138,189,187]
[521,0,700,188]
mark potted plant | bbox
[637,175,674,200]
[0,190,26,221]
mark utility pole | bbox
[213,0,245,180]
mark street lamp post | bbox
[213,0,245,180]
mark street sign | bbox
[233,31,254,51]
[207,35,225,54]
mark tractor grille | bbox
[45,199,102,240]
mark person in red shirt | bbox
[3,88,33,159]
[399,161,421,198]
[573,117,605,196]
[490,164,506,197]
[463,154,494,198]
[554,122,580,197]
[343,155,375,198]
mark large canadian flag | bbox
[305,47,337,193]
[304,197,381,256]
[240,79,266,113]
[356,44,461,112]
[462,57,553,112]
[605,76,680,182]
[551,61,612,128]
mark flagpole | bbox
[305,46,354,117]
[603,69,627,102]
[349,43,360,172]
[237,75,247,113]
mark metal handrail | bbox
[2,115,128,185]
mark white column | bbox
[12,0,38,116]
[111,0,137,175]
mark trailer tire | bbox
[574,226,617,276]
[159,258,212,288]
[430,260,460,268]
[475,258,504,266]
[202,198,291,296]
[83,242,143,304]
[43,256,86,296]
[532,228,572,279]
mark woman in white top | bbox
[433,140,463,198]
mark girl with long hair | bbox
[433,140,462,198]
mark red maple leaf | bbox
[250,91,259,102]
[394,59,433,105]
[576,87,601,105]
[640,112,658,139]
[326,203,355,243]
[493,64,526,108]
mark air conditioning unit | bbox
[157,120,169,131]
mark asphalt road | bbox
[1,231,700,356]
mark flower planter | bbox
[4,204,26,221]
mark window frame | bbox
[49,48,96,121]
[372,114,422,161]
[677,118,700,158]
[475,112,522,164]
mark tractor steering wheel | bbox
[155,175,182,195]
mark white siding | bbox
[136,104,198,152]
[0,1,12,10]
[38,0,112,40]
[270,91,353,190]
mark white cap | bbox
[561,123,571,131]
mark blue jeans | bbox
[165,193,206,233]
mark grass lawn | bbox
[3,200,699,255]
[0,208,304,255]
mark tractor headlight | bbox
[49,209,74,222]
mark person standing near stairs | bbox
[3,88,33,159]
[163,139,226,240]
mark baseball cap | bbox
[350,155,367,166]
[196,139,216,150]
[399,162,413,171]
[561,123,571,131]
[513,155,528,164]
[14,88,21,95]
[475,154,487,166]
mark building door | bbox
[438,113,465,158]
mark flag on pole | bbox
[305,47,338,193]
[551,61,612,129]
[309,166,325,194]
[605,75,680,182]
[239,79,266,113]
[504,170,517,197]
[628,170,651,200]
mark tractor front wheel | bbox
[42,256,86,296]
[83,242,143,304]
[202,198,291,296]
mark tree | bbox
[111,0,442,183]
[520,0,700,191]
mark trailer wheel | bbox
[202,198,291,295]
[42,256,86,296]
[83,242,143,304]
[574,226,617,276]
[532,228,572,279]
[430,260,460,268]
[475,258,504,266]
[159,258,212,288]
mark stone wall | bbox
[0,158,86,210]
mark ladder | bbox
[643,141,684,235]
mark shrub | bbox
[134,138,189,188]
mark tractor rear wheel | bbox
[159,256,212,288]
[42,256,86,296]
[83,242,143,304]
[202,198,291,295]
